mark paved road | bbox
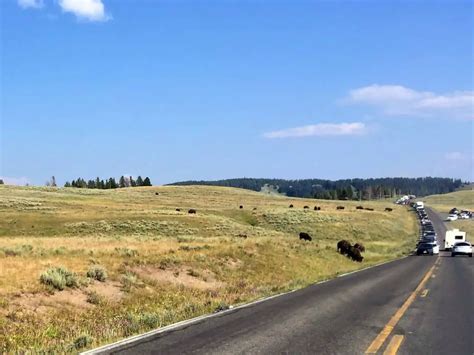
[93,208,473,355]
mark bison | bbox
[176,208,181,212]
[303,206,309,209]
[353,243,365,252]
[356,206,364,210]
[385,207,393,212]
[155,192,159,196]
[314,206,321,211]
[239,205,243,209]
[348,246,364,262]
[188,209,197,214]
[289,204,294,208]
[365,208,374,211]
[337,206,345,210]
[337,239,351,255]
[299,232,312,241]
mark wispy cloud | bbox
[58,0,111,21]
[346,84,474,119]
[263,122,366,139]
[0,176,31,186]
[18,0,44,9]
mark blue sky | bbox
[1,0,473,186]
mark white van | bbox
[415,201,424,210]
[444,229,466,250]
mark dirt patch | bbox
[86,280,124,302]
[132,266,223,290]
[9,281,124,314]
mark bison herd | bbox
[337,240,364,262]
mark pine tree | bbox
[136,176,143,186]
[0,179,3,185]
[130,176,136,187]
[143,177,152,186]
[119,176,126,188]
[96,177,101,189]
[64,181,71,187]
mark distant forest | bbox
[64,176,152,189]
[169,177,465,200]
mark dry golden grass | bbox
[423,189,474,213]
[0,184,417,352]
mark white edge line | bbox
[81,255,409,354]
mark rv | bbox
[444,229,466,250]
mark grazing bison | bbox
[239,205,243,209]
[237,233,248,239]
[354,243,365,252]
[365,208,374,211]
[314,206,321,211]
[289,204,294,208]
[385,207,393,212]
[337,206,345,210]
[356,206,364,210]
[299,232,312,241]
[155,192,159,196]
[303,206,309,209]
[337,240,351,255]
[253,207,257,211]
[348,246,364,262]
[176,208,181,212]
[188,209,197,214]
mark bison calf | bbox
[353,243,365,252]
[188,209,197,214]
[299,232,312,241]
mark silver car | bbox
[451,242,472,257]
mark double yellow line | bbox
[365,263,437,354]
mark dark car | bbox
[416,243,435,255]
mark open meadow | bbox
[424,189,474,237]
[0,185,417,352]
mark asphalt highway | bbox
[92,207,473,355]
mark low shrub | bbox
[86,265,108,282]
[39,267,79,290]
[73,335,93,350]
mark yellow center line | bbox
[365,264,436,354]
[420,289,429,298]
[383,335,405,355]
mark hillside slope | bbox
[0,185,417,352]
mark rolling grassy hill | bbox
[0,185,417,352]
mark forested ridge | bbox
[169,177,465,200]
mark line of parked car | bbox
[414,204,472,257]
[446,207,472,222]
[415,205,440,256]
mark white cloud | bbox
[263,122,366,139]
[346,84,474,118]
[58,0,110,22]
[444,152,467,161]
[18,0,44,9]
[0,176,31,186]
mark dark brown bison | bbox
[314,206,321,211]
[237,233,248,239]
[299,232,312,241]
[176,208,181,212]
[385,207,393,212]
[253,207,257,211]
[188,209,197,214]
[155,192,159,195]
[353,243,365,252]
[240,205,243,209]
[289,204,294,208]
[337,206,345,210]
[356,206,364,210]
[303,206,309,209]
[365,208,374,211]
[337,240,351,255]
[348,246,364,262]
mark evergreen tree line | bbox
[169,177,466,200]
[64,176,152,189]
